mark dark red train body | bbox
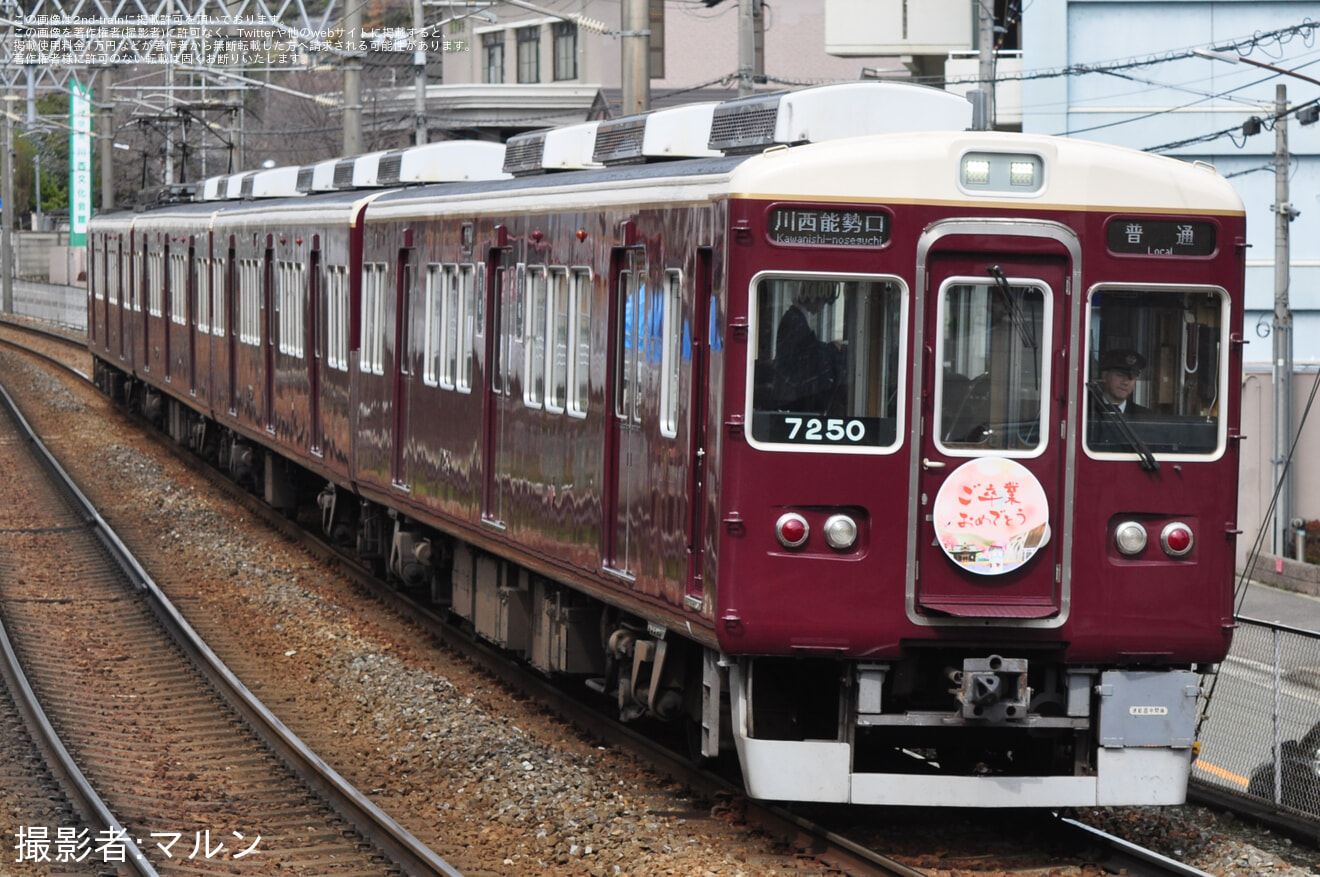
[88,83,1245,807]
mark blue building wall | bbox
[1022,0,1320,366]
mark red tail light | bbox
[1160,522,1194,557]
[776,513,809,549]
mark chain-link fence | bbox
[1195,617,1320,820]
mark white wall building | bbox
[413,0,904,131]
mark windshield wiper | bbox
[1087,381,1159,471]
[987,265,1036,352]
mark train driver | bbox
[1094,349,1150,419]
[771,285,847,414]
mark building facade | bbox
[433,0,903,112]
[1021,1,1320,564]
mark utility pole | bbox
[1194,48,1315,558]
[2,99,12,316]
[227,46,244,173]
[737,0,755,97]
[977,0,996,129]
[413,0,427,145]
[1272,82,1296,557]
[621,0,650,114]
[99,67,114,211]
[164,21,174,185]
[344,2,364,155]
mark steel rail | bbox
[0,384,159,876]
[0,364,465,877]
[2,318,1310,874]
[1057,816,1214,877]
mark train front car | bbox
[719,131,1244,807]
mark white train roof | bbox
[728,131,1245,215]
[708,82,973,153]
[365,129,1243,222]
[246,166,303,198]
[224,172,253,199]
[593,103,724,165]
[382,141,511,184]
[504,121,604,175]
[298,159,339,193]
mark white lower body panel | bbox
[728,663,1193,807]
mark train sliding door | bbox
[911,224,1078,625]
[308,247,322,455]
[604,248,647,577]
[391,246,415,487]
[482,246,516,527]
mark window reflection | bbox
[751,275,903,450]
[1087,288,1224,456]
[937,279,1048,454]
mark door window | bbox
[936,276,1049,456]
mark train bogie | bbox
[89,82,1245,808]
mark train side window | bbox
[749,273,905,452]
[326,265,349,371]
[278,261,306,358]
[422,263,442,387]
[546,267,570,414]
[211,258,226,337]
[659,269,683,439]
[525,265,547,409]
[360,263,388,375]
[195,257,209,333]
[438,264,459,389]
[93,241,104,301]
[458,264,477,392]
[239,259,261,345]
[615,265,645,425]
[1085,285,1226,458]
[294,262,307,357]
[569,267,591,418]
[276,261,287,354]
[170,252,188,326]
[108,249,119,306]
[148,252,164,317]
[134,247,145,313]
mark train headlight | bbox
[1160,522,1194,557]
[959,152,1045,194]
[775,513,809,549]
[962,158,991,185]
[823,514,858,550]
[1009,161,1037,187]
[1114,521,1147,556]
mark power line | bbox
[933,19,1320,88]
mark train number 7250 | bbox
[784,417,868,443]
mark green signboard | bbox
[69,80,92,247]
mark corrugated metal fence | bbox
[1195,617,1320,821]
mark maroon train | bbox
[87,82,1246,807]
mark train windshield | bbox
[749,274,904,451]
[1086,286,1226,458]
[936,277,1050,455]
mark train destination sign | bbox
[1106,218,1216,256]
[767,207,890,247]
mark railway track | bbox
[0,317,1279,876]
[0,335,461,876]
[0,638,97,875]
